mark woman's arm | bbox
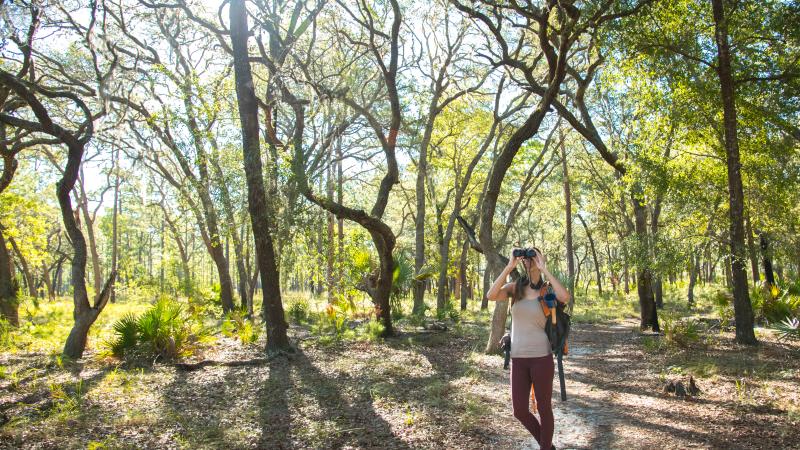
[535,252,572,304]
[485,252,522,301]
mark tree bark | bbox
[0,230,18,326]
[337,139,344,296]
[577,214,602,297]
[209,150,249,312]
[745,213,760,285]
[412,100,434,315]
[711,0,757,345]
[760,232,776,290]
[561,134,576,310]
[326,145,335,305]
[481,262,490,310]
[459,239,469,311]
[76,173,102,297]
[41,261,55,302]
[110,145,120,303]
[688,252,699,307]
[632,189,659,332]
[230,0,290,353]
[7,236,35,298]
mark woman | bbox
[486,247,571,450]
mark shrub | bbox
[318,303,347,336]
[362,319,385,341]
[435,299,460,323]
[641,335,662,353]
[661,312,701,349]
[710,290,734,329]
[107,298,203,361]
[221,310,260,344]
[109,314,139,358]
[752,285,800,325]
[287,298,310,323]
[776,317,800,341]
[390,253,414,318]
[0,317,13,349]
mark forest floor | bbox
[0,306,799,449]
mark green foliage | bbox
[363,319,385,341]
[316,303,348,337]
[710,289,735,329]
[287,297,310,323]
[391,253,414,319]
[752,285,800,325]
[641,335,662,353]
[107,297,206,361]
[47,379,85,421]
[109,314,139,357]
[136,299,187,358]
[0,317,13,349]
[571,289,638,324]
[775,317,800,342]
[221,310,260,344]
[435,299,460,322]
[661,312,701,349]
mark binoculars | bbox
[513,248,538,259]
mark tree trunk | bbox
[688,252,699,307]
[209,151,250,312]
[41,261,55,302]
[606,239,618,292]
[0,230,19,326]
[623,255,630,294]
[161,204,191,297]
[77,178,102,297]
[760,232,776,290]
[230,0,290,354]
[712,0,757,345]
[61,149,117,359]
[459,239,469,311]
[724,257,733,288]
[7,236,35,298]
[326,145,335,305]
[632,190,659,332]
[745,213,760,285]
[653,278,664,309]
[481,263,490,310]
[371,230,395,334]
[54,256,64,297]
[412,111,432,315]
[561,133,576,311]
[577,214,602,297]
[337,139,345,295]
[110,145,120,303]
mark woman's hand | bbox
[507,249,523,270]
[486,250,521,301]
[533,249,547,272]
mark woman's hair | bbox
[510,275,530,308]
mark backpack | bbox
[537,281,571,402]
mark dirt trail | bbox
[518,320,798,450]
[1,319,797,449]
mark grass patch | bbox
[571,290,638,323]
[4,298,151,354]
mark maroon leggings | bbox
[511,355,554,450]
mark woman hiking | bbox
[486,247,571,450]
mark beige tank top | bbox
[510,298,551,358]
